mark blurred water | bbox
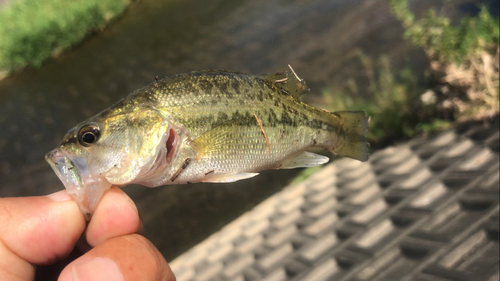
[0,0,495,260]
[0,0,412,178]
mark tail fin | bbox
[332,111,369,162]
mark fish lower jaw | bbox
[69,176,113,220]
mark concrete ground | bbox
[169,121,499,281]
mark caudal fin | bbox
[331,111,369,162]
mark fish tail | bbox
[330,111,369,161]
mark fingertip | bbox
[85,187,141,247]
[58,257,124,281]
[59,234,175,281]
[0,194,85,265]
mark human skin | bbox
[0,187,176,281]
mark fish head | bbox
[46,106,174,218]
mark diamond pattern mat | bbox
[170,123,499,281]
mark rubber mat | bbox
[170,123,499,281]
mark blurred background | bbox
[0,0,498,267]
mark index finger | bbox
[84,187,142,247]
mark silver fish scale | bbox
[206,137,288,173]
[198,125,317,174]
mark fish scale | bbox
[141,72,317,135]
[46,69,369,218]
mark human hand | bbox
[0,187,176,281]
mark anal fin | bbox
[279,152,329,169]
[201,172,259,183]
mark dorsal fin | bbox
[263,66,309,99]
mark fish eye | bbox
[77,124,100,147]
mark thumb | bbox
[0,191,86,280]
[58,234,176,281]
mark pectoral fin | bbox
[201,172,259,183]
[190,119,268,159]
[279,152,329,169]
[189,124,236,160]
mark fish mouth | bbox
[45,149,111,219]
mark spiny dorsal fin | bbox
[263,66,309,99]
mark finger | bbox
[58,234,175,281]
[0,191,85,280]
[85,187,141,247]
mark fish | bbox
[46,67,369,219]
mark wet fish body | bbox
[46,69,368,218]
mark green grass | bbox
[292,1,498,183]
[316,1,498,148]
[389,0,499,121]
[0,0,130,77]
[389,0,499,65]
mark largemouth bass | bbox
[46,68,368,219]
